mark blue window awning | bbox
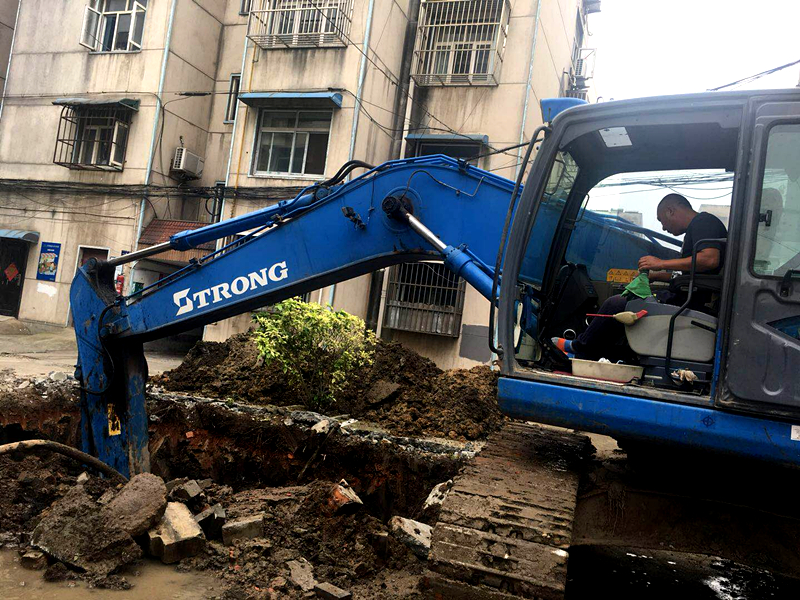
[0,229,39,244]
[52,97,140,111]
[238,91,343,109]
[405,133,489,145]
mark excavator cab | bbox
[500,90,800,434]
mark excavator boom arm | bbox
[70,155,515,476]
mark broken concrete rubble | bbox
[104,473,167,537]
[287,558,317,591]
[31,486,142,576]
[20,550,47,570]
[325,479,363,515]
[314,581,353,599]
[171,479,203,501]
[390,516,432,559]
[419,479,453,523]
[165,477,188,493]
[222,514,264,546]
[311,419,333,434]
[148,502,205,564]
[195,503,226,539]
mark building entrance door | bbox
[0,240,29,317]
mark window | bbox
[80,0,147,52]
[240,0,252,15]
[753,124,800,277]
[246,0,353,49]
[383,263,466,337]
[224,74,241,123]
[253,110,331,176]
[53,103,134,171]
[413,139,483,164]
[413,0,510,86]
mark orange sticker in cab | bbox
[606,269,638,284]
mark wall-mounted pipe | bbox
[0,0,22,122]
[515,0,543,178]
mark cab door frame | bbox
[718,96,800,414]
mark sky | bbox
[587,0,800,100]
[576,0,800,233]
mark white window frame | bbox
[80,0,147,53]
[224,74,241,124]
[109,120,128,169]
[251,109,332,179]
[240,0,252,15]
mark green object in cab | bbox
[622,272,653,299]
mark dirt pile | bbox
[156,335,502,441]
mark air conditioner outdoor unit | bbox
[171,147,205,179]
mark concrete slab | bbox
[148,502,205,564]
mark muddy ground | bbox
[155,335,502,441]
[4,339,800,599]
[0,366,476,599]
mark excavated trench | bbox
[145,390,472,521]
[0,380,474,598]
[4,378,800,599]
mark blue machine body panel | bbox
[498,377,800,466]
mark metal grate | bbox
[564,88,589,100]
[383,262,466,337]
[53,105,132,171]
[413,0,510,87]
[247,0,353,49]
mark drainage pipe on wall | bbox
[0,0,22,122]
[219,35,252,246]
[388,0,422,160]
[515,0,543,178]
[330,0,375,309]
[130,0,178,291]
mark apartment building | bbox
[0,0,599,368]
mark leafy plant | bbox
[252,298,376,411]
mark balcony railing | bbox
[412,0,511,87]
[247,0,353,50]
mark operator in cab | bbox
[554,194,727,361]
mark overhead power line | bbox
[708,58,800,91]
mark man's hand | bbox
[638,255,664,271]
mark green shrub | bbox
[252,298,376,411]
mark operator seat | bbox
[624,296,717,387]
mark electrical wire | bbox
[708,58,800,91]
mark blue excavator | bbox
[70,90,800,596]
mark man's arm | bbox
[638,248,721,273]
[648,270,673,282]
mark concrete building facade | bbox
[0,0,599,368]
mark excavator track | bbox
[426,422,591,599]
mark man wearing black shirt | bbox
[638,193,727,281]
[554,194,727,361]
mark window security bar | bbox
[383,262,466,337]
[247,0,354,49]
[53,105,132,171]
[413,0,511,87]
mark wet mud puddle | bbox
[0,551,222,599]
